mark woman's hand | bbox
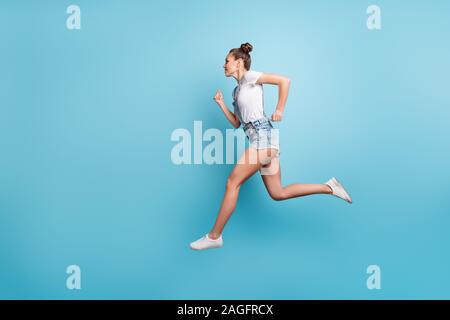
[271,109,283,122]
[213,90,225,105]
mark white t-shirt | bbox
[232,70,266,125]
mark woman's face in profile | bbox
[223,54,240,77]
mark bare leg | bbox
[209,147,278,239]
[261,158,332,201]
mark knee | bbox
[226,177,241,191]
[270,191,286,201]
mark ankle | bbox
[208,232,221,240]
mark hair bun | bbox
[240,42,253,54]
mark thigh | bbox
[259,148,280,176]
[260,157,283,192]
[229,147,269,186]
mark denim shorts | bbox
[243,117,280,155]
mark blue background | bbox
[1,0,449,299]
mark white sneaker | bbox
[190,233,223,250]
[325,177,353,204]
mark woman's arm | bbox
[256,73,291,121]
[213,90,241,128]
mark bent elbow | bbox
[278,77,290,87]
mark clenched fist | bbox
[271,109,283,122]
[213,90,224,105]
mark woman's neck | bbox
[236,69,248,83]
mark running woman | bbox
[190,43,352,250]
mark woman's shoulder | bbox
[244,70,263,84]
[245,69,262,77]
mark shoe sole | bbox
[190,240,223,250]
[190,244,223,250]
